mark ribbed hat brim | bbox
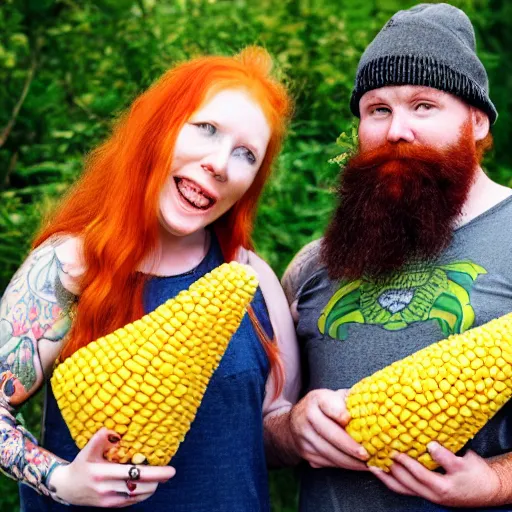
[350,55,497,124]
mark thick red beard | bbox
[321,121,478,281]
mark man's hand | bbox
[289,389,369,470]
[370,442,502,507]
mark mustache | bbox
[348,140,458,170]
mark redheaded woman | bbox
[0,47,299,511]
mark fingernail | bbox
[390,450,399,459]
[358,448,369,459]
[427,442,438,453]
[368,466,383,474]
[108,435,121,444]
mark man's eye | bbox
[196,123,217,136]
[371,107,391,115]
[233,146,256,165]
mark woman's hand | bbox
[289,388,369,471]
[370,442,501,507]
[48,428,176,507]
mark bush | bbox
[1,0,510,509]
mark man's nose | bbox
[386,111,415,143]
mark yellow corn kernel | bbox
[51,262,258,466]
[346,312,512,471]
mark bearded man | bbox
[263,3,512,511]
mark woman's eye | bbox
[233,146,256,165]
[416,103,433,111]
[196,123,217,136]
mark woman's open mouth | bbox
[174,177,216,211]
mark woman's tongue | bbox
[177,179,211,209]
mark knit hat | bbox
[350,3,497,124]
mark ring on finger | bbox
[128,466,141,481]
[126,480,137,493]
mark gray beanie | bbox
[350,3,497,124]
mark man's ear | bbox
[471,107,490,142]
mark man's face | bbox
[321,85,481,282]
[358,85,473,151]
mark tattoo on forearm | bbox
[0,241,75,500]
[0,411,69,503]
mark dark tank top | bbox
[20,235,272,511]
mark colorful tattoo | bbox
[0,242,74,401]
[0,243,73,344]
[0,240,75,501]
[0,412,69,503]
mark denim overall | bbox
[20,235,272,511]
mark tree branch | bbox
[0,47,39,149]
[136,0,147,19]
[2,151,19,188]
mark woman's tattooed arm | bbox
[0,238,79,503]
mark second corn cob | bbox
[345,312,512,471]
[51,262,258,466]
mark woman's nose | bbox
[201,142,231,182]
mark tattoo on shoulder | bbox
[0,241,76,405]
[281,240,322,305]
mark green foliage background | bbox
[0,0,510,509]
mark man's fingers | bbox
[389,458,430,496]
[298,392,367,461]
[369,467,416,496]
[427,442,463,474]
[292,389,368,469]
[392,451,444,489]
[303,431,368,470]
[308,412,368,461]
[308,455,336,468]
[308,451,368,471]
[335,389,351,423]
[388,455,448,502]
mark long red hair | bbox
[34,47,291,391]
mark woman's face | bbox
[158,88,271,238]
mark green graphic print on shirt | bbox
[318,261,487,341]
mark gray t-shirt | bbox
[294,196,512,512]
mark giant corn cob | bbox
[345,313,512,471]
[51,262,258,466]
